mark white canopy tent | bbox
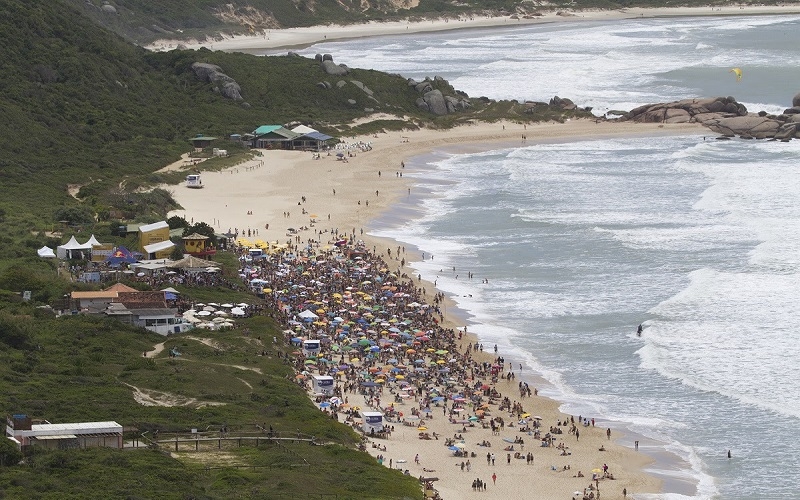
[37,246,56,258]
[83,234,102,247]
[57,236,93,259]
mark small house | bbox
[189,135,216,150]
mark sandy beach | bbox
[147,5,800,53]
[166,118,705,499]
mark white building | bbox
[311,375,334,395]
[6,414,123,450]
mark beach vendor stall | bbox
[360,411,385,436]
[303,339,321,357]
[312,375,334,395]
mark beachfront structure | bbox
[250,125,334,150]
[138,221,174,259]
[70,283,138,310]
[71,286,191,335]
[182,232,216,257]
[6,414,123,450]
[189,135,216,150]
[251,125,300,149]
[302,339,321,357]
[290,125,333,151]
[311,375,335,395]
[360,411,385,435]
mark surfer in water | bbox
[637,324,643,337]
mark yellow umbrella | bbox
[395,375,405,380]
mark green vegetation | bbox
[0,0,598,497]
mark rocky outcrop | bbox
[316,54,349,76]
[621,95,800,141]
[191,62,243,101]
[408,77,471,115]
[321,60,349,76]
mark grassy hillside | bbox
[0,2,592,495]
[0,0,589,242]
[64,0,800,44]
[0,307,420,499]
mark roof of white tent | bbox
[58,235,92,250]
[37,246,56,258]
[291,125,316,134]
[83,234,101,247]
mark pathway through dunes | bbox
[126,336,264,407]
[121,382,226,408]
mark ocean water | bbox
[274,14,800,499]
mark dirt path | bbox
[236,377,253,390]
[145,341,167,358]
[173,357,262,374]
[121,382,225,408]
[185,336,225,351]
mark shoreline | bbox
[166,119,706,498]
[146,5,800,53]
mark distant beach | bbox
[146,5,800,53]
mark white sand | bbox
[166,118,705,498]
[147,5,800,53]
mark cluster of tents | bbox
[38,235,105,260]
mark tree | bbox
[0,434,23,466]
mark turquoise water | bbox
[285,14,800,499]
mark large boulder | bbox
[422,90,448,115]
[793,92,800,107]
[191,62,242,101]
[415,81,433,94]
[321,60,348,76]
[774,123,798,141]
[704,116,782,139]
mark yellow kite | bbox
[729,67,742,81]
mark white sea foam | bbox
[338,15,800,498]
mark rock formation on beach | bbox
[620,94,800,141]
[191,62,243,101]
[408,77,472,115]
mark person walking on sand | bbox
[492,472,497,485]
[607,428,611,440]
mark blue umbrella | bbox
[320,402,331,408]
[431,396,445,402]
[448,446,459,451]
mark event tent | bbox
[37,246,56,258]
[57,236,93,259]
[83,234,102,247]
